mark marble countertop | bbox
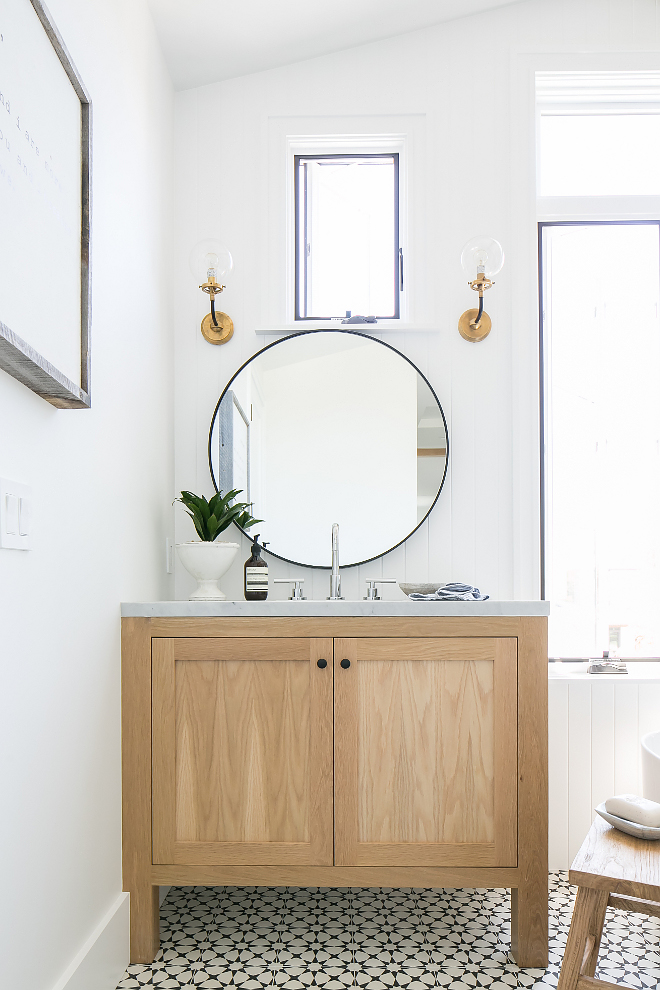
[121,600,551,618]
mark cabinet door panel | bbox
[152,638,333,866]
[334,637,517,867]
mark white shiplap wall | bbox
[549,669,660,870]
[173,0,660,603]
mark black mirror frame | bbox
[208,328,449,569]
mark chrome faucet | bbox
[328,522,343,600]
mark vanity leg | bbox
[511,880,549,968]
[122,618,160,963]
[511,617,549,969]
[129,882,160,963]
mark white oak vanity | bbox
[121,600,549,968]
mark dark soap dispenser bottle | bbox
[244,534,269,601]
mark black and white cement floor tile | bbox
[116,875,660,989]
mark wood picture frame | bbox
[0,0,91,408]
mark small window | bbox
[539,113,660,196]
[295,154,400,320]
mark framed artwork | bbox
[0,0,91,408]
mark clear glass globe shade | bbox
[460,237,504,279]
[189,240,233,280]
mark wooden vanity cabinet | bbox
[122,615,547,969]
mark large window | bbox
[294,154,400,320]
[541,221,660,658]
[538,72,660,658]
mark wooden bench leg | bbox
[129,881,160,964]
[557,886,609,990]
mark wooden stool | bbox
[557,815,660,990]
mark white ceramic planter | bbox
[176,541,240,600]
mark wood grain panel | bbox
[335,637,518,868]
[145,616,531,640]
[151,863,524,888]
[511,615,548,968]
[151,637,333,866]
[152,639,176,863]
[122,618,160,963]
[493,638,518,864]
[173,638,312,663]
[356,649,494,843]
[175,656,311,843]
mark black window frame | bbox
[294,153,401,321]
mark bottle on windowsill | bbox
[244,534,269,601]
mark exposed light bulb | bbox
[460,237,504,280]
[204,252,220,279]
[189,240,233,282]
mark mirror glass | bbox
[209,330,448,567]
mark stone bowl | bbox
[399,582,444,597]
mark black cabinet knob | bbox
[340,658,351,669]
[317,658,327,668]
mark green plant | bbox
[175,489,263,542]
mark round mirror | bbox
[209,330,448,567]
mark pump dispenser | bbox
[244,534,269,601]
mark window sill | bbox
[255,322,440,335]
[548,659,660,681]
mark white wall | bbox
[549,670,660,869]
[173,0,660,604]
[0,1,174,987]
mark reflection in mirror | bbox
[210,331,448,568]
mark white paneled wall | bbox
[549,670,660,870]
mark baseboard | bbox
[51,892,129,990]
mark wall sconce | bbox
[458,237,504,342]
[189,240,234,344]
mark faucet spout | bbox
[328,522,343,600]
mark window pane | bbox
[544,223,660,657]
[296,155,398,319]
[539,114,660,196]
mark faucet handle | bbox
[364,579,397,601]
[273,578,306,600]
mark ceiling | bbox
[148,0,526,91]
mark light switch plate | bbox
[0,479,32,549]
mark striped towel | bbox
[408,582,489,601]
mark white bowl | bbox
[176,541,240,600]
[595,802,660,841]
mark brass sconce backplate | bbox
[458,309,492,343]
[201,311,234,345]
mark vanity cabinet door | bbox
[151,637,334,866]
[334,637,518,868]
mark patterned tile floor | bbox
[116,874,660,989]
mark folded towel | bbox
[408,582,489,601]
